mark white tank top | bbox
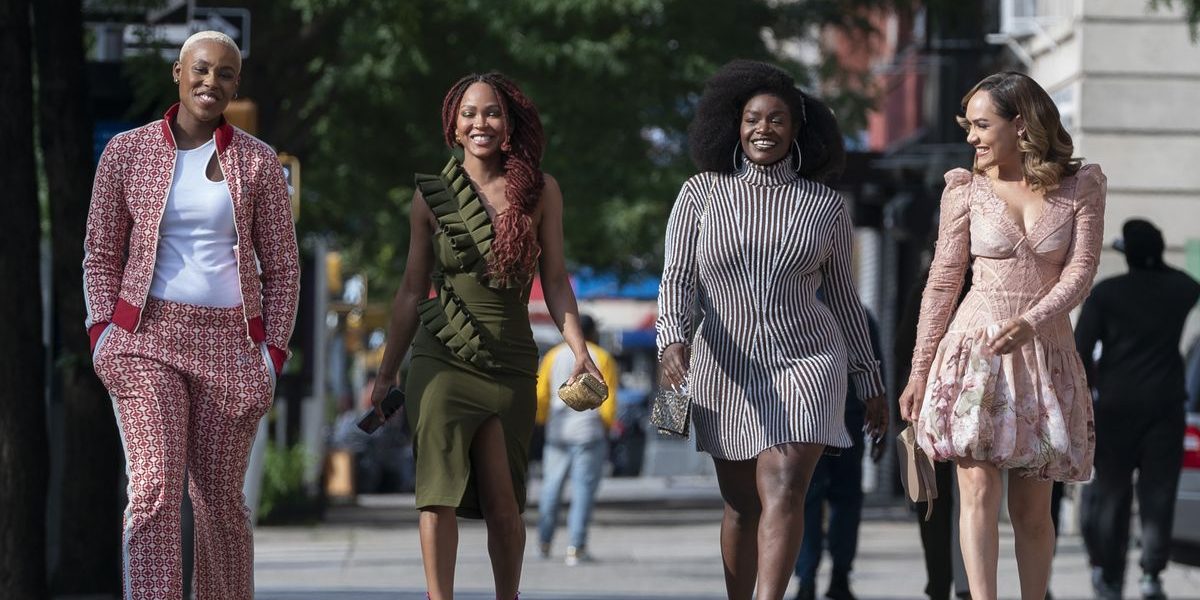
[148,138,242,307]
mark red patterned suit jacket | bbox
[84,103,300,373]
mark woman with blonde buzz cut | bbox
[899,71,1105,600]
[87,30,299,599]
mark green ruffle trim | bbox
[416,287,498,370]
[414,157,495,276]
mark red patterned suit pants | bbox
[93,298,275,600]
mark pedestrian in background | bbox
[1076,219,1200,600]
[369,72,601,600]
[535,314,620,565]
[793,312,886,600]
[657,59,887,600]
[86,31,299,599]
[896,263,973,600]
[899,71,1106,600]
[330,374,414,493]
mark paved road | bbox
[253,477,1200,599]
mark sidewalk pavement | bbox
[254,475,1200,599]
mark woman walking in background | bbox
[369,72,601,600]
[656,59,887,600]
[898,71,1105,600]
[87,31,299,599]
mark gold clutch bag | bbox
[557,373,608,411]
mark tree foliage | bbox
[126,0,897,294]
[0,0,49,596]
[1149,0,1200,39]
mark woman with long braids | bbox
[656,60,887,600]
[370,73,601,600]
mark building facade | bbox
[996,0,1200,343]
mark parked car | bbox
[1170,338,1200,565]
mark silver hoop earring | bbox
[732,141,743,171]
[792,139,803,173]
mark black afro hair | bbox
[687,59,846,184]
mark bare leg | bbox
[755,443,825,600]
[420,507,458,600]
[1008,475,1055,600]
[471,416,525,599]
[957,459,1002,600]
[713,457,761,600]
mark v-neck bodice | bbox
[410,157,537,376]
[906,163,1108,484]
[980,176,1050,240]
[910,164,1107,382]
[968,172,1079,262]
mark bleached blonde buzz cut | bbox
[179,30,241,64]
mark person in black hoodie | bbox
[1076,218,1200,600]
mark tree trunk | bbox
[32,0,124,594]
[0,0,49,597]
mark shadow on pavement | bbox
[256,591,731,600]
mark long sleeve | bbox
[910,168,974,382]
[83,137,131,350]
[251,151,302,372]
[1020,164,1107,331]
[821,199,885,400]
[655,174,707,359]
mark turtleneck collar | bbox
[735,156,800,187]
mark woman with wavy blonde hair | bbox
[898,71,1105,600]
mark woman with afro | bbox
[656,60,887,600]
[371,73,602,600]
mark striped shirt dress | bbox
[656,159,885,460]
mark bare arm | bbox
[374,189,436,396]
[537,174,602,383]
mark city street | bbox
[254,477,1200,599]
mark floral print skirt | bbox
[915,324,1095,481]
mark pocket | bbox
[92,323,115,365]
[258,342,277,391]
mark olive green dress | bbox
[405,157,540,519]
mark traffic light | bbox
[224,99,258,135]
[278,153,300,221]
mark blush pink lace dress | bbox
[910,164,1106,481]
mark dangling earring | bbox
[501,137,512,153]
[792,139,803,173]
[455,132,463,146]
[732,141,743,171]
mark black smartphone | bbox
[357,387,406,434]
